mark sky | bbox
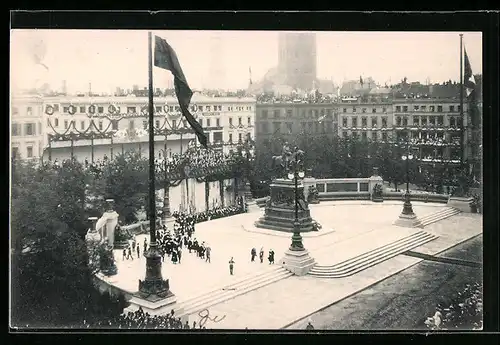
[10,30,482,94]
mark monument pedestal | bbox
[255,178,319,233]
[280,249,316,276]
[447,196,474,213]
[394,212,423,228]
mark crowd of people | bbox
[256,92,336,105]
[88,307,207,329]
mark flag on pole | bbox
[464,47,476,96]
[154,35,207,148]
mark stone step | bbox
[420,207,461,227]
[178,268,293,318]
[311,231,430,271]
[173,266,282,313]
[309,231,438,278]
[419,207,457,222]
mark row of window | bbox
[12,146,35,159]
[48,116,253,132]
[342,117,389,128]
[59,104,252,114]
[259,121,334,134]
[260,108,336,119]
[11,123,41,136]
[395,105,461,113]
[342,107,388,114]
[394,115,460,127]
[342,131,389,141]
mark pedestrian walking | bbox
[206,246,211,263]
[229,257,235,275]
[143,238,148,253]
[251,247,257,262]
[259,247,264,263]
[268,249,274,264]
[122,248,127,261]
[127,246,134,260]
[136,244,140,259]
[178,248,182,264]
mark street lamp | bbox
[286,147,306,251]
[401,150,415,215]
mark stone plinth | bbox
[368,167,384,201]
[394,213,423,228]
[255,178,319,233]
[280,249,316,276]
[447,196,474,213]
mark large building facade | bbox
[10,93,256,163]
[256,97,476,166]
[11,95,45,161]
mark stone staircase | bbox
[174,266,293,318]
[419,207,461,227]
[308,231,438,278]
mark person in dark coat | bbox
[229,257,235,275]
[143,238,148,253]
[127,246,134,260]
[136,244,140,259]
[259,247,264,263]
[305,320,314,330]
[251,247,257,262]
[188,239,193,253]
[122,248,127,261]
[172,248,178,264]
[184,320,190,329]
[177,248,182,264]
[268,249,275,264]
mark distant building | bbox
[249,32,318,95]
[13,93,256,162]
[11,94,45,161]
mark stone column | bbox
[219,179,225,207]
[163,181,171,221]
[205,180,210,212]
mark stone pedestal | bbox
[447,196,474,213]
[394,213,423,228]
[368,167,384,201]
[255,178,319,233]
[280,249,316,276]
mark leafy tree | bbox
[88,151,149,224]
[11,159,126,328]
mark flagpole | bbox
[138,31,170,299]
[459,34,464,165]
[148,31,157,245]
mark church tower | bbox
[278,32,317,91]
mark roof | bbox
[42,94,256,105]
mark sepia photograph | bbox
[10,28,483,331]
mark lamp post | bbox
[286,147,306,251]
[401,146,415,215]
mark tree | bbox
[11,160,126,328]
[88,151,149,224]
